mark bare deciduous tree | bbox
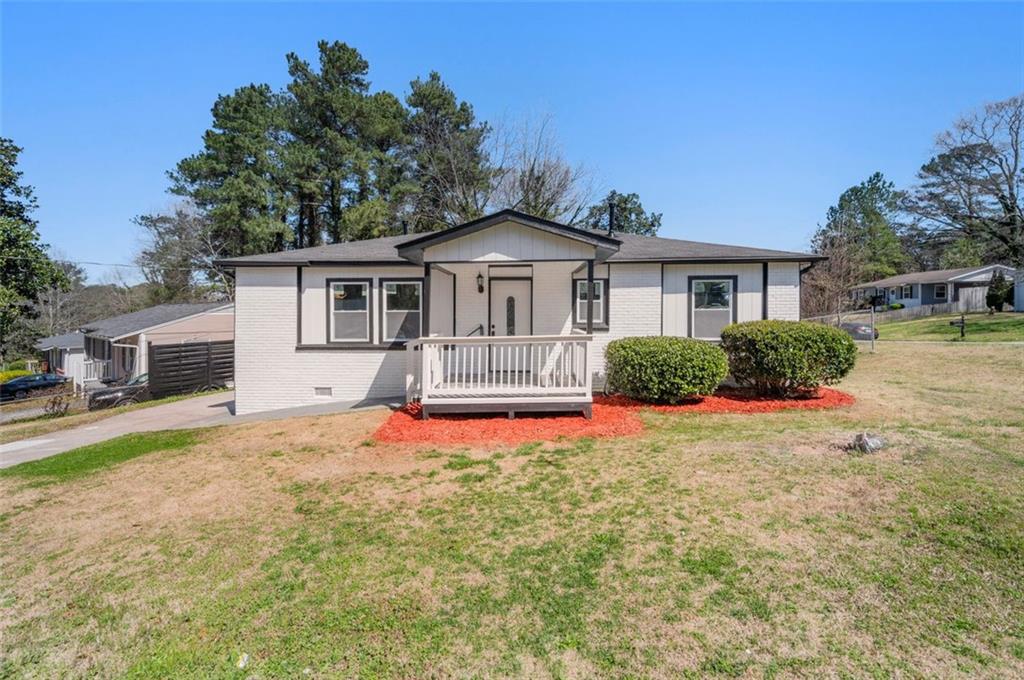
[32,255,86,335]
[490,116,594,224]
[802,229,864,320]
[904,94,1023,271]
[135,202,233,302]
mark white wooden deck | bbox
[406,335,593,418]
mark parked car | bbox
[0,373,69,402]
[88,373,151,410]
[838,322,879,341]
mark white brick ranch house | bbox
[218,210,823,417]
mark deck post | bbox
[586,259,595,334]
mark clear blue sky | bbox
[3,2,1022,282]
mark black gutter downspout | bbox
[586,260,595,334]
[296,266,303,345]
[762,262,769,319]
[423,263,431,337]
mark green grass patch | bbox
[878,312,1024,342]
[0,429,198,485]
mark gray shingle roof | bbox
[855,265,1015,289]
[602,232,821,262]
[34,331,85,351]
[215,222,821,267]
[81,302,231,340]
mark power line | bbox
[0,255,210,271]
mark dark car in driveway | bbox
[88,373,151,410]
[839,322,879,341]
[0,373,70,402]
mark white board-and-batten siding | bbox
[423,221,595,262]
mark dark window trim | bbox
[687,275,739,339]
[379,277,425,345]
[486,276,533,336]
[570,277,610,330]
[325,277,374,344]
[296,343,406,352]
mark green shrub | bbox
[888,303,905,310]
[605,336,728,404]
[5,359,28,371]
[987,271,1012,312]
[0,369,32,384]
[720,320,857,397]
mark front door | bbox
[490,279,532,336]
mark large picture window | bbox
[329,280,370,342]
[690,277,736,340]
[382,280,422,341]
[572,279,608,328]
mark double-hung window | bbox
[934,283,947,300]
[330,280,371,342]
[902,284,913,299]
[382,280,422,342]
[573,279,607,327]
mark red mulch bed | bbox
[372,388,855,445]
[373,401,646,446]
[602,387,856,414]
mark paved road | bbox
[0,391,397,469]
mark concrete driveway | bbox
[0,391,397,469]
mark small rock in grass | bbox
[851,433,885,454]
[237,653,249,669]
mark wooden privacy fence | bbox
[148,340,234,398]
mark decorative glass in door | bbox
[505,296,515,335]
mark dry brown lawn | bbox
[1,343,1022,678]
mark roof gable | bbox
[397,210,621,264]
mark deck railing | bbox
[406,335,593,405]
[82,359,112,383]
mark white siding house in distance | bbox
[217,210,821,417]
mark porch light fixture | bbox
[476,272,485,293]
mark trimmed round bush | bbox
[605,336,728,404]
[720,320,857,397]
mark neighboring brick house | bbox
[218,210,822,416]
[850,264,1017,311]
